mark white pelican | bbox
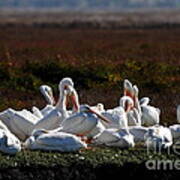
[144,125,173,150]
[120,95,141,127]
[40,85,55,106]
[24,129,87,152]
[33,77,80,132]
[100,94,141,130]
[51,104,110,140]
[140,97,160,126]
[124,79,160,127]
[100,94,139,130]
[177,105,180,123]
[93,128,135,148]
[0,121,21,154]
[0,77,79,141]
[123,80,142,126]
[32,85,55,119]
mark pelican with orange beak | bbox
[51,104,110,140]
[34,77,80,131]
[0,77,79,141]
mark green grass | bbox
[0,147,179,179]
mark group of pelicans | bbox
[0,77,179,155]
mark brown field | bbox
[0,24,179,125]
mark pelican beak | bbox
[65,85,79,112]
[70,92,79,112]
[124,89,133,99]
[52,96,56,106]
[88,107,110,123]
[50,93,56,105]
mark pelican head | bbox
[59,77,74,91]
[80,104,110,123]
[96,103,105,112]
[58,77,79,112]
[40,85,55,105]
[140,97,150,106]
[119,96,134,112]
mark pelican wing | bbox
[17,109,39,122]
[141,105,160,126]
[102,107,127,129]
[61,112,97,135]
[0,129,21,155]
[0,109,35,140]
[25,131,87,152]
[34,109,63,131]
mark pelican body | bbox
[123,80,142,126]
[140,97,160,126]
[25,129,87,152]
[51,104,110,140]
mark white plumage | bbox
[24,129,87,152]
[140,97,160,126]
[102,106,128,129]
[52,104,109,139]
[0,121,21,154]
[144,125,173,149]
[93,128,135,148]
[141,105,160,126]
[123,80,142,126]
